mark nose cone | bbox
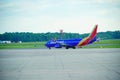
[45,42,48,47]
[45,42,51,49]
[45,41,50,48]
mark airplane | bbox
[45,24,98,49]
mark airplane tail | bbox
[77,24,98,47]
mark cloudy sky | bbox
[0,0,120,34]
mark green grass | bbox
[0,39,120,49]
[94,39,120,44]
[84,39,120,48]
[0,42,46,49]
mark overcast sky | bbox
[0,0,120,34]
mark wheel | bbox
[66,46,69,49]
[72,47,76,49]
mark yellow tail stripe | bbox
[77,37,88,46]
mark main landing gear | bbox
[66,46,76,49]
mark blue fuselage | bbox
[45,36,96,49]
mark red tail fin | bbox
[88,24,98,39]
[77,24,98,47]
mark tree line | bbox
[0,31,120,42]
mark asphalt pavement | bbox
[0,49,120,80]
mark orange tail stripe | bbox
[77,37,89,47]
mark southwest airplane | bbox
[45,24,98,49]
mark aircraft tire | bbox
[73,47,76,49]
[66,46,69,49]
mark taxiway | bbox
[0,49,120,80]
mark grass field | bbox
[84,39,120,48]
[0,39,120,49]
[0,42,46,49]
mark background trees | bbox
[0,31,120,42]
